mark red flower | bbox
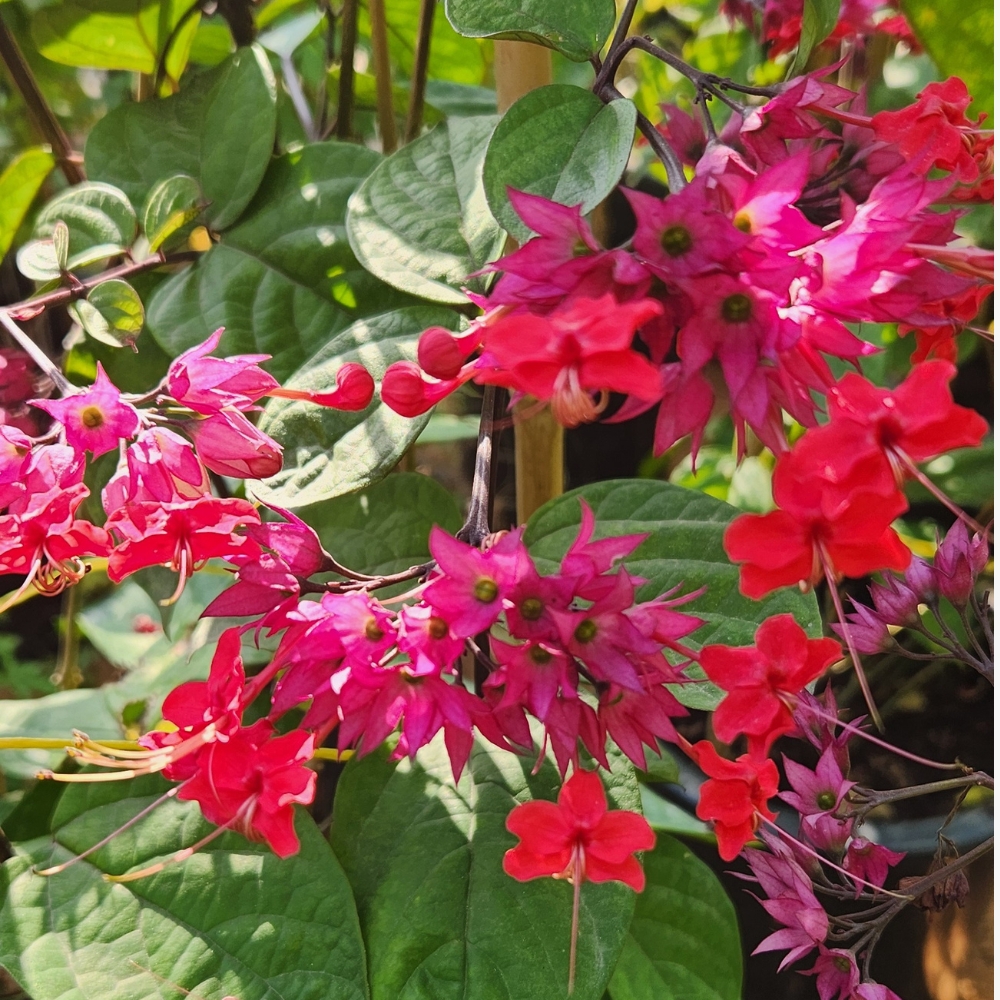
[503,768,654,892]
[700,615,842,755]
[688,740,779,861]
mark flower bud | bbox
[934,520,989,606]
[267,363,375,411]
[869,573,920,627]
[417,327,480,380]
[380,361,462,418]
[903,556,938,603]
[185,408,283,479]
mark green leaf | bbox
[347,116,503,305]
[51,219,70,270]
[85,45,278,231]
[146,141,418,379]
[445,0,616,61]
[31,0,200,82]
[0,147,56,260]
[328,67,446,127]
[331,734,640,1000]
[900,0,993,120]
[425,79,498,117]
[258,6,323,58]
[251,306,462,507]
[608,835,742,1000]
[34,181,138,259]
[415,412,481,444]
[76,278,145,349]
[523,480,821,710]
[299,472,462,585]
[360,0,488,86]
[142,173,203,251]
[638,786,713,841]
[483,85,637,241]
[0,776,369,1000]
[790,0,841,76]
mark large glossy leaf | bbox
[299,472,462,580]
[31,0,200,80]
[901,0,993,119]
[85,45,277,230]
[346,117,503,305]
[251,306,461,507]
[0,776,368,1000]
[445,0,615,61]
[0,147,55,259]
[331,734,640,1000]
[608,835,742,1000]
[147,141,417,379]
[483,85,637,241]
[523,480,821,710]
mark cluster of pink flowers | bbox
[69,499,711,857]
[379,74,991,464]
[0,328,374,609]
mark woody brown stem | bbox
[0,13,85,185]
[369,0,397,153]
[404,0,435,143]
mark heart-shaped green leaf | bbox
[608,834,743,1000]
[331,734,640,1000]
[445,0,616,61]
[251,305,462,507]
[142,173,203,252]
[147,141,418,379]
[34,181,137,258]
[483,85,636,241]
[347,116,503,305]
[74,278,145,349]
[0,776,369,1000]
[524,480,822,710]
[85,45,277,231]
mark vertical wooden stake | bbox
[369,0,397,153]
[493,41,564,524]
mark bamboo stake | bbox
[493,41,564,524]
[369,0,397,153]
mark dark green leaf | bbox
[75,278,145,349]
[252,306,462,506]
[299,471,461,584]
[900,0,993,119]
[906,440,994,509]
[347,116,503,304]
[34,181,137,258]
[331,734,640,1000]
[483,85,636,241]
[445,0,615,61]
[85,45,278,230]
[0,776,369,1000]
[523,480,821,710]
[0,147,56,260]
[146,141,417,379]
[425,79,498,117]
[141,173,203,251]
[608,835,742,1000]
[31,0,200,80]
[790,0,841,75]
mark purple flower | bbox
[780,746,855,817]
[933,520,989,606]
[831,599,893,654]
[868,573,921,627]
[806,946,861,1000]
[844,837,906,897]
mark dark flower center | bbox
[80,405,105,429]
[816,791,837,810]
[474,576,498,603]
[574,619,598,643]
[364,617,384,642]
[427,616,449,639]
[520,596,544,621]
[733,211,753,233]
[528,645,552,666]
[660,224,693,257]
[721,293,752,323]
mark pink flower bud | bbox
[417,327,481,380]
[380,361,463,418]
[267,363,375,411]
[185,408,283,479]
[934,520,989,606]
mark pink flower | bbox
[185,408,283,479]
[167,327,278,414]
[843,837,905,897]
[397,603,465,668]
[806,947,861,1000]
[933,520,990,606]
[32,364,139,457]
[102,427,210,510]
[423,527,518,636]
[597,680,686,769]
[485,638,578,721]
[779,747,855,817]
[178,721,316,858]
[481,294,664,427]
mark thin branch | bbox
[0,13,84,185]
[457,385,507,547]
[4,250,197,320]
[605,0,640,63]
[0,308,72,395]
[404,0,435,143]
[368,0,397,153]
[335,0,358,140]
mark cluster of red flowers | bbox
[0,328,373,609]
[379,74,991,463]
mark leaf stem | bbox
[0,13,85,185]
[458,385,507,546]
[404,0,435,143]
